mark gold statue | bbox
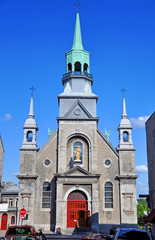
[74,145,81,160]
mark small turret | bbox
[21,95,38,149]
[117,97,133,149]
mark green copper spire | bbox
[65,12,90,74]
[72,12,83,50]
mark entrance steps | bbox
[45,234,83,240]
[44,227,98,239]
[62,227,97,235]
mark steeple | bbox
[122,97,128,119]
[21,95,38,150]
[72,12,83,50]
[65,12,90,74]
[117,96,133,149]
[58,10,98,120]
[28,96,34,119]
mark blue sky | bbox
[0,0,154,198]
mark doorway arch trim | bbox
[64,186,91,202]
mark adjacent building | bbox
[145,112,155,238]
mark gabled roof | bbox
[37,129,58,156]
[97,129,118,157]
[63,99,93,119]
[55,165,100,178]
[2,185,18,195]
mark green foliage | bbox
[137,199,149,226]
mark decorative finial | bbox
[121,87,127,98]
[29,85,36,97]
[48,128,53,138]
[105,129,110,141]
[74,0,82,12]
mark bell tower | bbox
[58,11,98,119]
[21,94,38,150]
[65,12,90,74]
[17,89,39,225]
[57,9,99,173]
[117,93,137,227]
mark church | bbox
[16,10,137,233]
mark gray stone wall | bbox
[97,131,121,226]
[58,120,98,173]
[118,150,137,225]
[33,131,58,231]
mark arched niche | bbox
[66,136,89,170]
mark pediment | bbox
[63,100,93,119]
[63,166,93,177]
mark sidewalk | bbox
[0,230,6,237]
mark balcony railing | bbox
[63,71,93,79]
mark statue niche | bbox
[73,142,83,164]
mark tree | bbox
[137,199,149,227]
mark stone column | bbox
[55,181,63,230]
[91,182,99,232]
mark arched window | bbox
[8,198,13,207]
[11,216,15,225]
[75,61,81,72]
[68,63,72,73]
[27,131,33,142]
[73,142,83,162]
[83,63,88,73]
[105,182,113,208]
[123,131,129,142]
[42,182,50,208]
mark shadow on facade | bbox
[50,177,56,232]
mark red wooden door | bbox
[1,213,8,230]
[67,191,87,228]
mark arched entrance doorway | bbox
[67,190,90,228]
[1,213,8,230]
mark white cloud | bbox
[130,116,149,129]
[136,165,148,173]
[0,113,13,121]
[14,172,19,176]
[137,181,147,186]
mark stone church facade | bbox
[17,11,137,233]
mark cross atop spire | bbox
[29,85,36,97]
[121,87,127,98]
[74,0,82,12]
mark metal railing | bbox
[63,71,93,79]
